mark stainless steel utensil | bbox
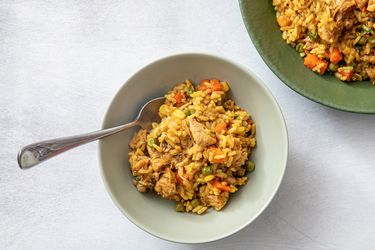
[17,97,165,169]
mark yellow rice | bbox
[273,0,375,83]
[128,79,256,214]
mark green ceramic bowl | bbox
[239,0,375,113]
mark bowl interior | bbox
[239,0,375,113]
[99,54,288,243]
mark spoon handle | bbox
[17,120,138,169]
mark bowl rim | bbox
[238,0,375,114]
[98,52,289,244]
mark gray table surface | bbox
[1,1,375,249]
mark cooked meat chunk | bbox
[199,186,229,211]
[318,0,357,43]
[188,118,217,147]
[129,129,147,150]
[130,156,150,173]
[154,168,177,199]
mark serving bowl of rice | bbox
[239,0,375,113]
[99,53,288,243]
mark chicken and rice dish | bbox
[128,79,256,214]
[273,0,375,83]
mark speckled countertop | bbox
[1,1,375,249]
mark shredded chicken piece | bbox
[188,118,217,147]
[129,129,147,150]
[154,168,177,199]
[319,0,356,43]
[199,186,229,211]
[131,156,150,173]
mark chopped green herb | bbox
[308,31,318,41]
[135,176,141,182]
[295,43,304,53]
[361,25,373,34]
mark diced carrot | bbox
[277,16,292,27]
[210,79,220,85]
[174,92,184,104]
[214,122,227,134]
[329,47,342,64]
[212,179,232,192]
[212,82,223,91]
[304,54,328,75]
[208,148,225,163]
[304,54,319,69]
[320,60,329,75]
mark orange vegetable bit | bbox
[214,122,227,134]
[174,91,185,104]
[208,148,225,163]
[304,54,328,75]
[200,79,210,84]
[212,82,223,91]
[209,79,220,85]
[277,15,292,27]
[211,179,232,192]
[329,47,342,64]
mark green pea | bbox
[186,89,194,97]
[202,166,212,176]
[175,202,185,212]
[184,109,192,116]
[329,62,339,72]
[246,160,255,173]
[147,138,155,146]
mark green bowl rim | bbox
[238,0,375,114]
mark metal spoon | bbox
[17,97,165,169]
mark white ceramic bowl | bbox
[99,53,288,243]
